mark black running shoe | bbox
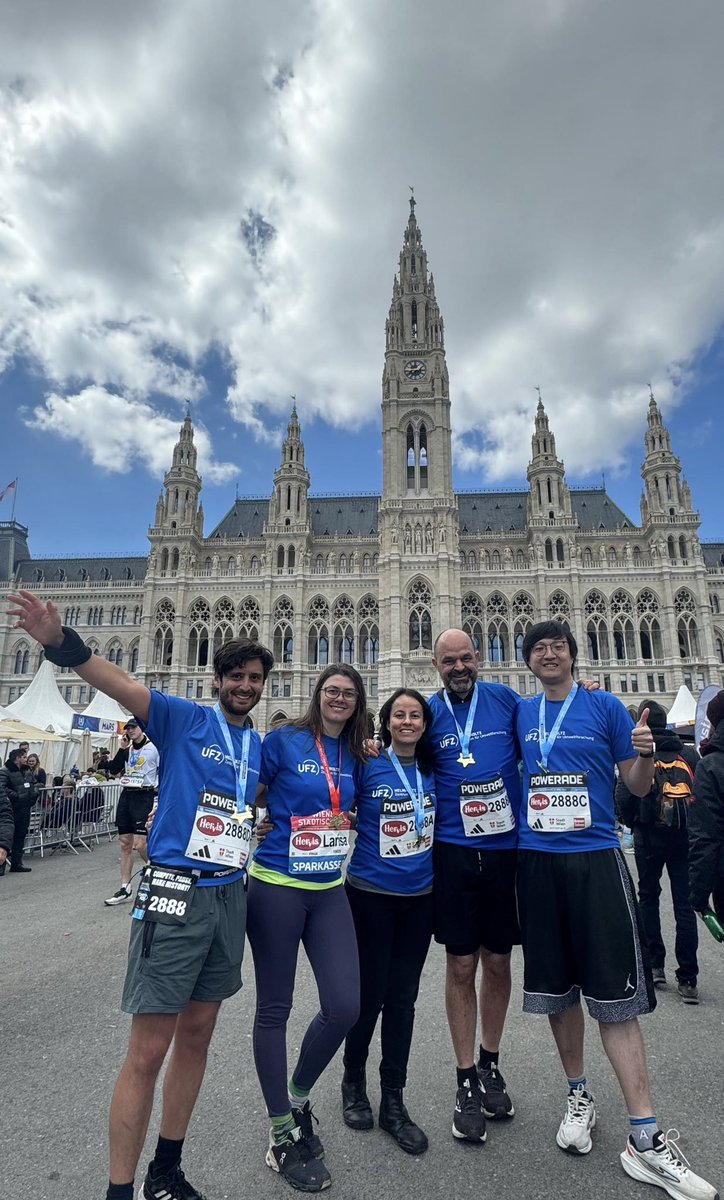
[140,1161,208,1199]
[292,1100,325,1160]
[452,1079,487,1143]
[266,1128,331,1192]
[478,1063,515,1119]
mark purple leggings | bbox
[246,876,360,1116]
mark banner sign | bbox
[71,715,126,735]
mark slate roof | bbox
[456,488,636,534]
[209,496,380,539]
[15,556,148,584]
[702,542,724,568]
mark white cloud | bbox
[2,0,724,482]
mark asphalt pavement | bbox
[2,839,723,1200]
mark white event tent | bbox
[4,661,78,773]
[667,683,697,728]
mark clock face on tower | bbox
[404,359,427,381]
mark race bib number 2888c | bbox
[527,772,591,833]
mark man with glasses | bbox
[428,628,521,1144]
[515,620,716,1200]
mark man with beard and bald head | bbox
[428,628,521,1145]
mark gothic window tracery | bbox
[584,590,610,662]
[462,592,484,653]
[238,597,260,642]
[548,590,571,624]
[408,578,433,651]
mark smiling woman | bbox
[245,664,369,1192]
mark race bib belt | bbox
[527,772,591,833]
[288,809,352,875]
[459,776,515,837]
[185,788,253,869]
[120,774,152,789]
[132,866,196,924]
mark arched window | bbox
[288,546,296,570]
[170,548,179,573]
[187,598,210,667]
[492,549,501,569]
[462,593,484,655]
[358,595,380,666]
[308,597,330,667]
[130,645,139,672]
[607,546,617,566]
[406,424,415,488]
[408,578,433,651]
[584,590,609,662]
[556,538,565,563]
[339,554,348,573]
[363,553,371,572]
[712,594,721,615]
[715,635,724,665]
[238,596,261,642]
[679,535,687,560]
[516,549,526,568]
[582,547,593,567]
[419,424,428,489]
[277,546,285,571]
[153,627,173,667]
[14,645,30,674]
[273,596,294,665]
[668,536,676,562]
[636,589,662,660]
[545,539,553,564]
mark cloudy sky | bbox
[1,0,723,555]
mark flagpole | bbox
[10,477,18,522]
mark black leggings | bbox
[247,876,360,1116]
[343,882,433,1089]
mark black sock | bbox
[106,1184,134,1200]
[457,1066,477,1089]
[478,1046,499,1070]
[151,1135,184,1176]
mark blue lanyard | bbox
[538,683,578,772]
[443,686,478,763]
[213,704,251,814]
[387,748,426,837]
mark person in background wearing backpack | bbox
[615,700,700,1004]
[689,690,724,934]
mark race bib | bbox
[132,866,195,924]
[184,788,253,869]
[121,773,149,789]
[379,794,435,859]
[288,809,352,876]
[459,777,515,837]
[527,772,591,833]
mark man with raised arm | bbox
[515,620,717,1200]
[8,590,274,1200]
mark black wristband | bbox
[42,626,93,668]
[637,749,655,759]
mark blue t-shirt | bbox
[255,726,357,883]
[348,753,436,894]
[428,682,521,849]
[516,687,636,853]
[143,691,261,887]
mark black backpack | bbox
[652,756,694,828]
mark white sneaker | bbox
[620,1131,718,1200]
[104,885,132,906]
[556,1086,596,1155]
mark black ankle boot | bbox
[379,1087,428,1155]
[341,1068,374,1130]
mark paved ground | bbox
[2,839,723,1200]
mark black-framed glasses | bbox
[321,686,358,701]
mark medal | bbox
[457,752,475,767]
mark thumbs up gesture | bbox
[632,707,655,757]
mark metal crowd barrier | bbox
[25,781,122,857]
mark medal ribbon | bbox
[443,686,479,761]
[213,704,251,813]
[387,748,426,838]
[538,682,579,772]
[315,735,343,816]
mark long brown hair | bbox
[289,664,369,762]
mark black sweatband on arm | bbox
[42,626,93,668]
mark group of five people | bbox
[7,589,719,1200]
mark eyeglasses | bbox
[530,639,569,657]
[321,686,358,702]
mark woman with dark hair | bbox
[341,687,436,1156]
[247,664,368,1193]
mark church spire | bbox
[269,402,310,523]
[640,388,694,523]
[526,391,573,524]
[385,195,444,353]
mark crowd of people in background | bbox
[3,586,724,1200]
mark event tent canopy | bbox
[667,683,697,727]
[4,660,76,734]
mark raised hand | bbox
[6,590,64,647]
[631,707,654,756]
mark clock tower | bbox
[378,196,460,694]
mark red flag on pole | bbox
[0,479,17,502]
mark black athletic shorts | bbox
[115,788,155,836]
[433,841,520,956]
[516,847,655,1022]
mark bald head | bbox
[432,628,480,698]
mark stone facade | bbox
[2,199,724,728]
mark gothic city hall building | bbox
[2,200,724,726]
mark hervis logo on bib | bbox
[197,813,224,837]
[381,820,408,839]
[292,831,322,851]
[462,800,488,818]
[529,793,550,811]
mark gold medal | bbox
[457,752,475,767]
